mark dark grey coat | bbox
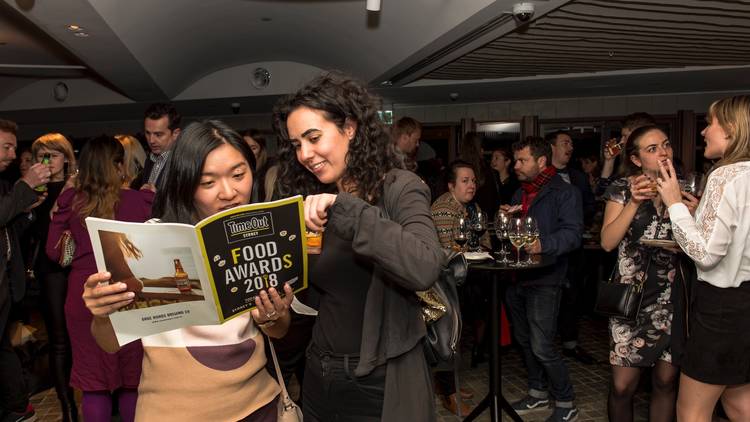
[326,169,445,422]
[0,180,38,332]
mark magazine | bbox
[85,196,308,345]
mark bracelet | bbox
[257,320,276,329]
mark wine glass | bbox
[508,218,526,267]
[494,212,510,264]
[453,217,470,252]
[681,172,705,198]
[524,216,540,265]
[471,210,487,252]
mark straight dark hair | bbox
[153,120,256,224]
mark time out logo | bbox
[223,212,275,244]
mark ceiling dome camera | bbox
[512,2,535,22]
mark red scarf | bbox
[521,166,556,215]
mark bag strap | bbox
[266,336,296,410]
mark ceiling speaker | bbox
[251,67,271,89]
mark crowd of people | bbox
[0,72,748,422]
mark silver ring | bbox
[266,310,278,319]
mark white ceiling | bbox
[1,0,749,123]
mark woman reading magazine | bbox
[82,120,294,421]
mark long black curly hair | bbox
[272,72,404,204]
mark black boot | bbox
[59,387,78,422]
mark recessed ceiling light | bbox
[67,24,83,31]
[73,32,89,38]
[260,17,272,22]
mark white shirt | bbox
[668,162,750,288]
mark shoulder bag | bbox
[594,255,650,321]
[54,230,76,268]
[379,180,466,363]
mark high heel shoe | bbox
[59,389,78,422]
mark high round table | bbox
[463,254,557,422]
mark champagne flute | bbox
[453,217,470,252]
[508,218,526,267]
[494,212,510,264]
[524,216,540,265]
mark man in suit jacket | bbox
[130,103,181,190]
[0,119,49,421]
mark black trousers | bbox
[39,270,74,405]
[558,248,584,345]
[302,343,385,422]
[0,282,28,413]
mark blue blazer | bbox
[511,174,583,286]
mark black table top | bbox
[468,253,556,271]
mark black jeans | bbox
[0,284,28,413]
[506,284,575,404]
[302,343,385,422]
[39,271,74,407]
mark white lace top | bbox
[668,162,750,288]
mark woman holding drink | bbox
[81,121,294,421]
[657,95,750,421]
[29,133,78,421]
[599,125,697,422]
[273,72,444,421]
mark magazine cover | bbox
[86,196,307,345]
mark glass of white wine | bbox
[524,216,539,265]
[508,218,527,267]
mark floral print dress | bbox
[604,178,680,367]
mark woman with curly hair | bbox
[273,72,444,421]
[46,136,153,422]
[600,126,697,422]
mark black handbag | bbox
[419,251,467,364]
[594,258,648,321]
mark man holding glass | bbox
[501,137,583,422]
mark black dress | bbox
[603,178,680,367]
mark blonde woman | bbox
[115,135,147,187]
[29,133,77,421]
[658,95,750,421]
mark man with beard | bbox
[502,136,582,422]
[546,130,596,365]
[0,119,50,422]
